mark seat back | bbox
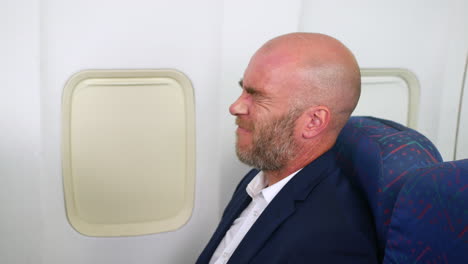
[383,160,468,263]
[333,116,443,258]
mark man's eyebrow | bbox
[238,79,262,95]
[238,79,243,88]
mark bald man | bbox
[196,33,378,264]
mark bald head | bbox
[250,32,361,132]
[231,33,361,175]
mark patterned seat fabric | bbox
[333,116,443,259]
[383,160,468,263]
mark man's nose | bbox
[229,96,249,116]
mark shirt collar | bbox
[246,168,302,204]
[246,171,267,198]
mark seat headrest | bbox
[383,160,468,263]
[333,116,443,256]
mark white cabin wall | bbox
[38,0,224,263]
[455,59,468,159]
[0,0,43,263]
[299,0,468,160]
[437,0,468,159]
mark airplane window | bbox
[62,70,195,237]
[353,69,420,128]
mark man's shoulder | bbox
[298,159,376,236]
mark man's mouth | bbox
[236,118,254,132]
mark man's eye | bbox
[245,88,257,95]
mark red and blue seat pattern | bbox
[383,160,468,263]
[333,116,444,260]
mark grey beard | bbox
[236,109,299,171]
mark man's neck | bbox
[261,132,338,186]
[263,147,328,186]
[263,169,298,186]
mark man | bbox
[197,33,378,263]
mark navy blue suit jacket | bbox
[197,151,378,263]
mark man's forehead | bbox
[252,47,299,68]
[240,43,313,96]
[244,60,301,87]
[244,53,300,84]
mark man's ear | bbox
[301,106,330,139]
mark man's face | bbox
[229,51,303,170]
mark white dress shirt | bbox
[209,169,302,264]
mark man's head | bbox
[230,32,361,172]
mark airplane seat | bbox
[332,116,443,260]
[383,160,468,263]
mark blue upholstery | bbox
[333,116,443,259]
[383,160,468,263]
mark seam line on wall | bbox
[453,53,468,159]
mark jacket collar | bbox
[228,150,336,263]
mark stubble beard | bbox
[235,109,301,171]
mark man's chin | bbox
[235,143,252,158]
[235,145,250,157]
[235,136,252,150]
[235,150,254,167]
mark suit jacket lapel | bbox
[228,193,296,264]
[228,151,335,263]
[196,170,258,264]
